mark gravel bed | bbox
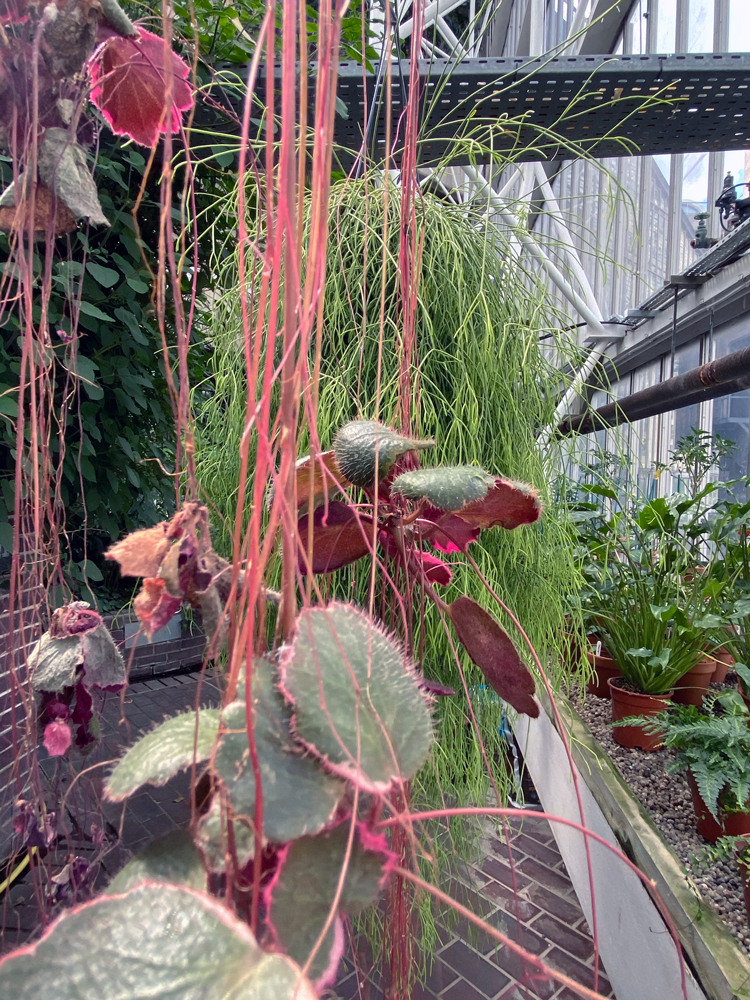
[573,680,750,953]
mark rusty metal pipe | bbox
[557,346,750,437]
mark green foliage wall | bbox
[0,140,177,593]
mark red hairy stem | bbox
[394,865,610,1000]
[277,0,302,641]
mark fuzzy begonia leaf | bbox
[0,883,316,1000]
[43,720,72,757]
[80,623,126,689]
[37,129,108,225]
[333,420,434,490]
[132,577,183,640]
[392,466,495,511]
[297,501,373,574]
[422,510,481,554]
[264,823,395,990]
[105,709,220,802]
[195,796,255,873]
[454,478,542,531]
[447,596,538,718]
[29,635,82,692]
[106,523,172,578]
[214,659,344,845]
[280,604,433,792]
[396,469,541,534]
[107,830,206,895]
[268,450,345,514]
[89,28,194,147]
[378,530,452,586]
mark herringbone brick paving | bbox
[1,671,616,998]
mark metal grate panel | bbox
[329,53,750,166]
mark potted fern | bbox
[639,691,750,841]
[596,569,709,750]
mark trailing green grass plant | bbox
[194,176,585,972]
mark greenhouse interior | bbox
[3,0,750,997]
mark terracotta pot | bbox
[609,678,671,751]
[704,646,735,685]
[586,650,620,699]
[672,659,716,707]
[687,771,750,843]
[683,566,707,583]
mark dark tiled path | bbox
[335,812,614,1000]
[2,672,616,999]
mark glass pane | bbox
[662,341,703,495]
[624,0,646,53]
[656,0,677,52]
[724,150,749,193]
[638,156,671,294]
[677,152,709,271]
[688,0,714,52]
[711,319,750,490]
[630,361,662,498]
[729,0,750,50]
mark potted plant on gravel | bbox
[638,691,750,841]
[599,599,708,750]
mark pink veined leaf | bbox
[89,28,194,147]
[133,577,182,639]
[421,507,481,554]
[447,595,539,718]
[378,531,453,587]
[297,501,373,574]
[453,478,542,532]
[44,720,73,757]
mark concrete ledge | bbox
[547,692,750,1000]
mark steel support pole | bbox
[532,162,605,322]
[463,167,614,340]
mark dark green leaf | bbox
[86,262,120,288]
[0,883,316,1000]
[280,603,433,791]
[107,830,206,894]
[105,710,220,801]
[79,302,112,322]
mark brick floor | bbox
[0,670,617,999]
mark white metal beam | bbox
[462,166,616,340]
[398,0,467,39]
[532,162,605,323]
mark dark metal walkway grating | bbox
[204,53,750,167]
[335,53,750,166]
[202,54,750,165]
